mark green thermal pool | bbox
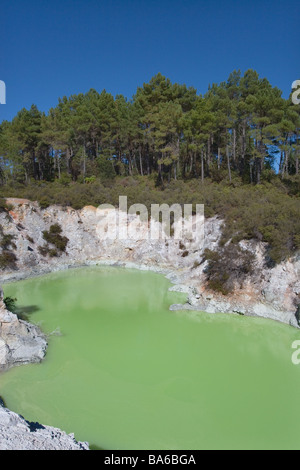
[1,266,300,449]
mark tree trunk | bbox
[232,128,237,168]
[226,145,232,183]
[201,149,204,183]
[139,147,143,176]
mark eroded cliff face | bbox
[0,198,299,327]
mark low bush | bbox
[0,251,17,269]
[3,296,17,312]
[203,244,255,295]
[0,198,7,213]
[39,224,69,257]
[0,225,17,269]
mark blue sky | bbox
[0,0,298,123]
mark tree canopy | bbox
[1,70,299,186]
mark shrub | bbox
[0,225,17,269]
[0,198,13,213]
[203,244,255,295]
[0,198,7,213]
[85,176,97,184]
[39,196,52,209]
[38,245,49,257]
[3,296,17,312]
[0,251,17,269]
[0,232,16,250]
[39,224,69,257]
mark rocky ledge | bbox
[0,291,89,450]
[0,403,89,450]
[0,289,47,372]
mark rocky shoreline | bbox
[1,198,299,327]
[0,197,299,450]
[0,405,89,450]
[0,290,47,373]
[0,289,89,450]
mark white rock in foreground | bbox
[0,405,89,450]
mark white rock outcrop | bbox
[0,405,88,450]
[0,295,47,372]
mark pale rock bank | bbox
[0,293,89,450]
[0,292,47,372]
[0,404,89,450]
[0,197,299,327]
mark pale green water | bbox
[1,266,300,450]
